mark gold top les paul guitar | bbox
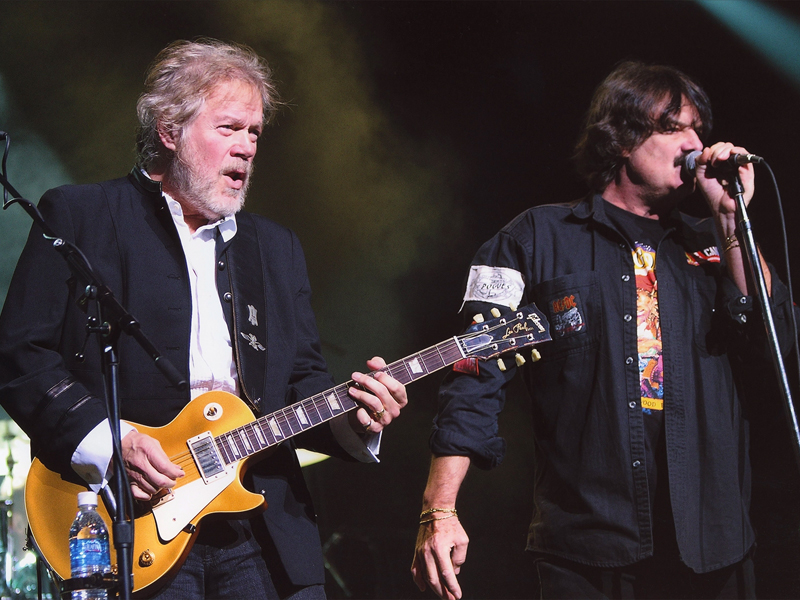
[25,304,550,597]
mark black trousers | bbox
[532,552,755,600]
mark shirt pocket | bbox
[531,271,602,361]
[691,274,719,354]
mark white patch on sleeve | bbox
[462,265,525,309]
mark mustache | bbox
[222,160,253,178]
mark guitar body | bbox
[25,391,268,597]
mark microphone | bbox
[682,150,763,175]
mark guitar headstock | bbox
[457,303,551,362]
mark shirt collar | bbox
[142,169,237,242]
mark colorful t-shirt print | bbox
[633,243,663,413]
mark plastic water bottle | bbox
[69,491,110,600]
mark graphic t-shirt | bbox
[604,202,678,548]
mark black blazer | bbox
[0,169,349,585]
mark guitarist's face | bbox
[162,79,264,222]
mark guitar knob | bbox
[473,313,485,323]
[497,358,507,372]
[139,549,155,568]
[531,349,542,362]
[514,353,526,367]
[490,308,501,318]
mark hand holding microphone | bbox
[682,149,763,176]
[682,142,759,218]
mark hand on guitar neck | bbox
[346,356,408,434]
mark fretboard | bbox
[213,337,465,465]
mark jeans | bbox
[149,517,326,600]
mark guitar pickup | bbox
[187,431,227,484]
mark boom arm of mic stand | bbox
[732,172,800,470]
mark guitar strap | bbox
[216,212,268,415]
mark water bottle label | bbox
[70,538,111,573]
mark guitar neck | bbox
[212,337,464,465]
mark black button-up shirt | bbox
[431,195,795,573]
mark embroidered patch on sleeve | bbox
[463,265,525,309]
[550,292,586,338]
[685,246,720,266]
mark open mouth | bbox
[224,170,247,189]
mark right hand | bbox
[121,431,184,500]
[411,515,469,600]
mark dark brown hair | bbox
[574,61,712,191]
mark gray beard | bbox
[167,151,251,220]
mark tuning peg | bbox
[497,358,507,372]
[490,308,501,318]
[531,349,542,362]
[510,303,517,310]
[473,313,485,323]
[514,353,526,367]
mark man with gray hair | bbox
[0,39,407,599]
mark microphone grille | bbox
[683,150,702,173]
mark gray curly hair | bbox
[135,38,280,170]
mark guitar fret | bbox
[421,348,443,372]
[312,395,333,422]
[243,423,261,453]
[216,436,234,465]
[238,428,253,454]
[267,416,283,439]
[407,355,427,379]
[313,393,334,420]
[336,387,357,411]
[324,391,342,413]
[303,399,323,425]
[253,421,267,446]
[264,419,278,445]
[254,418,272,447]
[226,433,242,458]
[235,430,251,455]
[294,405,310,427]
[395,360,413,384]
[277,410,296,436]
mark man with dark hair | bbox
[411,61,794,599]
[0,39,407,599]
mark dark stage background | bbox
[1,1,800,598]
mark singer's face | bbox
[166,80,263,222]
[624,102,703,206]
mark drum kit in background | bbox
[0,418,57,600]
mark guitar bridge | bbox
[150,488,174,508]
[187,431,227,483]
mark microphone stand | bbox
[1,147,186,600]
[730,171,800,469]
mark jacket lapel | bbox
[218,212,268,414]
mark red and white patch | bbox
[685,246,720,266]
